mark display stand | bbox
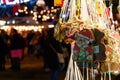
[54,0,120,80]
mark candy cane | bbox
[86,64,89,80]
[101,72,103,80]
[104,72,106,80]
[108,63,111,80]
[82,62,85,80]
[81,0,89,21]
[59,0,69,22]
[65,42,83,80]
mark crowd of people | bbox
[0,27,71,80]
[0,28,25,71]
[0,1,119,80]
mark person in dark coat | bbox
[40,27,50,70]
[26,30,35,55]
[9,28,25,71]
[0,35,9,71]
[41,28,64,80]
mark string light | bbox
[31,6,61,23]
[0,20,6,26]
[0,24,54,32]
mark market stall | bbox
[54,0,120,80]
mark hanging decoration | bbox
[54,0,64,6]
[0,0,37,18]
[54,0,120,80]
[0,0,30,5]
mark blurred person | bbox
[9,28,25,71]
[0,34,9,71]
[26,30,35,55]
[61,41,71,71]
[30,31,42,58]
[41,27,64,80]
[0,30,9,45]
[40,27,50,71]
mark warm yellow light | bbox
[51,16,55,19]
[18,9,24,12]
[33,12,37,15]
[0,26,43,32]
[41,26,44,28]
[33,17,37,20]
[47,10,50,14]
[0,20,6,26]
[51,6,54,9]
[38,28,42,32]
[24,7,28,10]
[30,11,33,14]
[48,25,54,28]
[44,10,46,12]
[43,15,47,19]
[50,14,53,16]
[25,11,28,14]
[34,15,37,18]
[38,15,41,18]
[40,11,44,14]
[53,9,57,12]
[0,26,9,30]
[47,16,50,19]
[42,19,47,21]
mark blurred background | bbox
[0,0,120,80]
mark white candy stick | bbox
[101,72,103,80]
[104,72,106,80]
[87,65,89,80]
[108,63,111,80]
[83,62,85,80]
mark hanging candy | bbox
[92,28,106,62]
[73,29,94,62]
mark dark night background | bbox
[0,0,54,18]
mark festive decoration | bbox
[0,0,37,18]
[54,0,64,6]
[54,0,120,80]
[0,0,30,5]
[65,43,83,80]
[32,6,61,22]
[92,28,106,62]
[0,20,6,26]
[73,29,94,61]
